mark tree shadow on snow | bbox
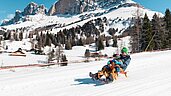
[73,78,105,86]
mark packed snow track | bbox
[0,50,171,96]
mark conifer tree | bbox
[77,38,84,46]
[47,49,55,63]
[164,9,171,30]
[112,36,118,47]
[45,32,52,46]
[105,38,109,47]
[84,49,90,61]
[97,37,104,51]
[42,33,46,48]
[19,32,23,41]
[130,17,142,53]
[151,13,159,50]
[56,44,63,64]
[141,13,153,51]
[36,33,43,50]
[151,13,164,50]
[65,39,72,50]
[28,32,33,38]
[60,54,68,66]
[130,7,143,53]
[164,9,171,48]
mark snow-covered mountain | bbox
[0,0,163,35]
[1,2,47,26]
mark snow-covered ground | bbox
[0,36,130,66]
[0,39,48,66]
[0,52,47,66]
[0,50,171,96]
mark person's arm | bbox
[123,58,131,67]
[121,56,131,68]
[115,60,123,65]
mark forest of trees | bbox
[130,9,171,53]
[2,17,118,52]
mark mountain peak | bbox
[48,0,86,15]
[48,0,138,16]
[1,2,47,26]
[23,2,46,15]
[29,2,38,5]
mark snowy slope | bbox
[0,50,171,96]
[1,0,163,35]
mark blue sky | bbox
[0,0,171,23]
[134,0,171,13]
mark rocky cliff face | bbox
[1,2,47,26]
[48,0,95,15]
[23,2,47,15]
[48,0,134,16]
